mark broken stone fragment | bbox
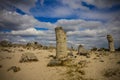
[19,52,38,63]
[7,66,21,72]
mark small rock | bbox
[19,53,38,63]
[7,66,21,72]
[77,69,85,75]
[100,60,104,62]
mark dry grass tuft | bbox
[103,68,120,77]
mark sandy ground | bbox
[0,47,120,80]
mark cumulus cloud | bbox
[0,10,55,31]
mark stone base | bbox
[47,59,63,66]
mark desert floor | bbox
[0,47,120,80]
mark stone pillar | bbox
[107,34,115,52]
[55,27,67,59]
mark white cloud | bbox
[11,28,45,36]
[0,10,55,30]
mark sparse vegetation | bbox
[103,68,120,77]
[62,59,95,80]
[91,47,98,51]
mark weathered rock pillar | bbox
[107,34,115,52]
[55,27,67,59]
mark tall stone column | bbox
[55,27,67,59]
[107,34,115,52]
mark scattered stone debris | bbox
[7,66,21,72]
[19,52,38,63]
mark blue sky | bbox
[0,0,120,49]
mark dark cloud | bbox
[0,0,36,13]
[103,0,120,4]
[84,0,120,9]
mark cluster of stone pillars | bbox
[54,27,115,60]
[48,27,116,66]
